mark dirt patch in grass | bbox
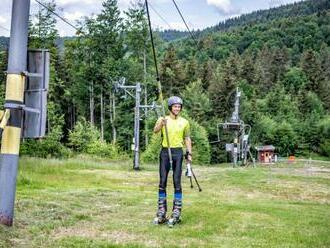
[270,167,330,179]
[265,178,330,204]
[53,224,144,244]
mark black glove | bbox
[185,151,192,160]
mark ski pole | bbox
[191,168,202,192]
[186,161,202,192]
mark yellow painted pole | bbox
[0,0,30,226]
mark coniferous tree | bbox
[240,51,256,85]
[160,45,185,96]
[91,0,124,141]
[319,44,330,111]
[182,79,211,125]
[124,0,148,72]
[254,46,274,95]
[63,38,89,128]
[184,57,199,85]
[271,47,290,83]
[300,49,322,94]
[281,67,308,93]
[124,1,154,148]
[199,59,215,90]
[208,52,240,118]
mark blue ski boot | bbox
[153,198,167,224]
[168,199,182,228]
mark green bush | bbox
[20,101,70,159]
[68,119,100,152]
[272,121,297,155]
[320,140,330,157]
[20,127,71,159]
[253,115,276,145]
[254,116,297,156]
[141,134,161,163]
[318,116,330,157]
[189,118,211,164]
[85,140,119,159]
[281,67,308,92]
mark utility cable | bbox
[149,3,173,30]
[171,0,198,47]
[146,3,186,49]
[0,25,10,32]
[145,0,173,168]
[34,0,83,35]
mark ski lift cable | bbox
[148,3,173,30]
[145,0,173,168]
[0,24,10,32]
[171,0,199,47]
[34,0,84,35]
[144,0,160,81]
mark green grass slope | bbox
[0,156,329,247]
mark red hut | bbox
[256,145,275,163]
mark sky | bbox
[0,0,303,37]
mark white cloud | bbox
[207,0,230,13]
[206,0,238,15]
[0,16,7,24]
[57,0,95,4]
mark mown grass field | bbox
[0,156,329,248]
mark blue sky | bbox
[0,0,303,36]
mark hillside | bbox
[162,0,330,162]
[161,0,330,41]
[207,0,330,34]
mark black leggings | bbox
[159,148,183,195]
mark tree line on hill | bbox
[0,0,329,163]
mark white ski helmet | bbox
[168,96,183,110]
